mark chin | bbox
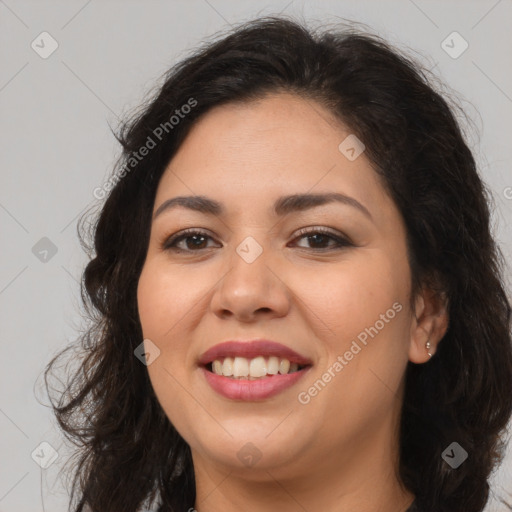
[189,422,309,473]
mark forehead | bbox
[154,93,391,222]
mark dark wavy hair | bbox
[43,15,512,512]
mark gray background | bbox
[1,0,511,510]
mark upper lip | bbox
[198,339,313,366]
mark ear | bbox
[408,284,449,364]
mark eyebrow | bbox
[153,192,373,221]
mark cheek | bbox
[136,262,194,389]
[136,263,197,432]
[137,259,215,388]
[304,253,406,340]
[301,251,411,408]
[137,264,169,339]
[137,260,202,339]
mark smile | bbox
[201,365,311,400]
[198,339,313,400]
[208,356,307,379]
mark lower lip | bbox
[201,366,311,401]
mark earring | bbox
[425,339,432,358]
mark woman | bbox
[45,15,512,512]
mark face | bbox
[137,92,420,482]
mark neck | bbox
[191,403,415,512]
[193,465,415,512]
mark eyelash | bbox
[161,227,353,253]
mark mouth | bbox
[198,340,313,400]
[203,356,310,380]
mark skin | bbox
[137,92,449,512]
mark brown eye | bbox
[162,227,353,254]
[291,227,353,251]
[162,229,219,252]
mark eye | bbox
[290,227,353,251]
[161,228,219,252]
[161,226,353,253]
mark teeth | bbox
[279,359,290,374]
[212,360,222,374]
[249,356,267,377]
[233,357,249,377]
[267,356,279,375]
[210,356,304,378]
[222,357,234,376]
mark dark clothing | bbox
[406,499,420,511]
[155,497,422,511]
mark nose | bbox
[210,241,291,322]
